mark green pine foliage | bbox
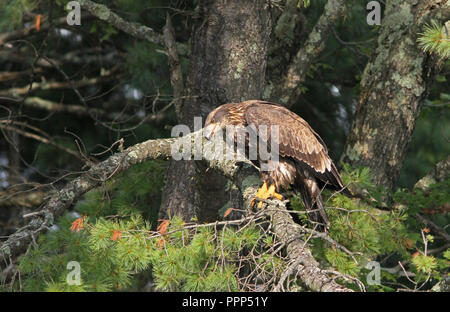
[11,160,282,292]
[0,0,37,32]
[15,160,166,291]
[394,179,450,216]
[291,165,449,291]
[9,162,450,292]
[418,20,450,58]
[151,221,246,292]
[296,166,410,288]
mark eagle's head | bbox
[204,103,239,140]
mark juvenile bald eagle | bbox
[204,100,351,231]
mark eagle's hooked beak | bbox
[204,123,219,141]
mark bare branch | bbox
[0,190,51,208]
[0,120,84,161]
[77,0,188,54]
[0,71,119,98]
[270,0,346,107]
[0,15,82,46]
[416,214,450,243]
[77,0,162,46]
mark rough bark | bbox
[341,0,450,190]
[160,0,272,221]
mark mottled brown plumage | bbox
[204,100,351,231]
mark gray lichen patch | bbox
[414,175,437,191]
[93,2,111,21]
[61,189,75,201]
[263,83,274,100]
[75,176,90,188]
[126,150,139,162]
[391,68,424,97]
[233,59,246,79]
[241,175,262,193]
[274,0,298,44]
[344,141,370,162]
[384,1,414,29]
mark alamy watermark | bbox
[66,1,81,26]
[66,260,81,285]
[367,1,381,26]
[170,117,280,172]
[65,1,382,31]
[365,261,381,286]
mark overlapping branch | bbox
[77,0,188,56]
[0,130,353,292]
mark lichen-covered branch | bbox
[0,134,178,264]
[0,130,352,292]
[266,201,353,292]
[268,0,346,107]
[77,0,163,45]
[77,0,188,55]
[0,73,118,97]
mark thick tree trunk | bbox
[341,0,449,190]
[160,0,272,221]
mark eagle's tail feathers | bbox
[299,183,330,232]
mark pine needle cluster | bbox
[418,20,450,58]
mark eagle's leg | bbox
[251,182,283,209]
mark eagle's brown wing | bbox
[244,102,347,192]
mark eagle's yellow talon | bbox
[256,182,268,196]
[251,182,283,209]
[267,184,283,200]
